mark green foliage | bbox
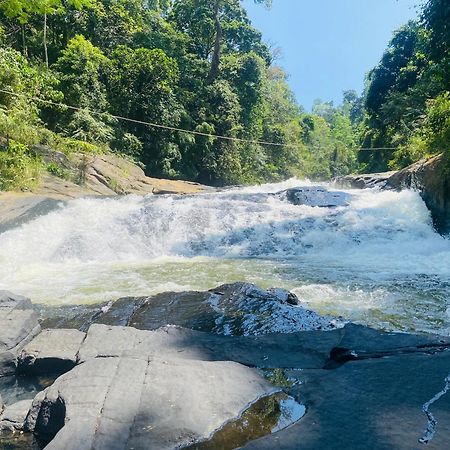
[46,160,70,179]
[0,0,377,188]
[0,140,42,190]
[425,92,450,155]
[362,0,450,172]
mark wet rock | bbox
[0,292,41,377]
[0,399,33,431]
[327,323,450,366]
[18,329,86,376]
[0,374,56,406]
[37,302,110,331]
[88,282,340,336]
[25,356,276,450]
[333,172,396,189]
[244,352,450,450]
[281,186,349,207]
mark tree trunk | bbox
[44,12,48,68]
[21,25,27,57]
[207,0,222,83]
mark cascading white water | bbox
[0,179,449,334]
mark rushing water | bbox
[0,179,449,335]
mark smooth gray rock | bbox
[18,329,86,375]
[282,186,349,207]
[0,291,41,376]
[76,324,343,369]
[243,352,450,450]
[15,321,450,375]
[0,399,33,431]
[25,356,276,450]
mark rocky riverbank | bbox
[0,147,209,232]
[334,153,450,234]
[1,285,450,449]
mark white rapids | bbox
[0,178,449,335]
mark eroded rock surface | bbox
[25,356,275,450]
[387,154,449,234]
[0,292,40,376]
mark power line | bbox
[0,89,396,152]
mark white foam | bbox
[0,180,448,333]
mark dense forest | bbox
[0,0,448,189]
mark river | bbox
[0,179,449,335]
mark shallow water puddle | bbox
[186,392,305,450]
[0,432,41,450]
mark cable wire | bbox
[0,89,397,152]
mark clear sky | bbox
[243,0,421,111]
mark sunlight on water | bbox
[0,178,449,335]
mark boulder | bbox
[282,186,349,207]
[0,399,33,432]
[0,291,40,376]
[45,282,339,336]
[25,356,276,450]
[18,329,86,376]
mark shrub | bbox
[0,140,42,191]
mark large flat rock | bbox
[0,291,40,376]
[76,323,343,370]
[25,356,276,450]
[243,351,450,450]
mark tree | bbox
[0,0,92,66]
[54,35,113,142]
[108,46,182,175]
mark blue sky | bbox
[243,0,421,111]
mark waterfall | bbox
[0,179,449,334]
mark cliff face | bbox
[334,154,450,235]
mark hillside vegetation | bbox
[0,0,448,190]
